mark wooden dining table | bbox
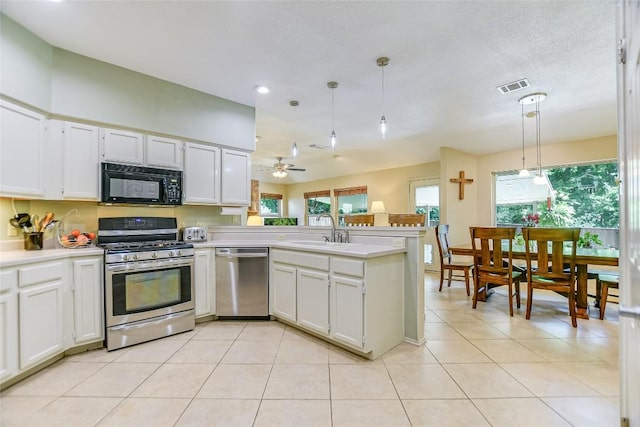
[448,244,619,319]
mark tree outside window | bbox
[260,193,282,217]
[334,186,368,226]
[304,190,331,226]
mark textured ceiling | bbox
[0,1,618,184]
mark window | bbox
[414,185,440,227]
[304,190,331,226]
[334,186,368,226]
[260,193,283,217]
[495,161,619,248]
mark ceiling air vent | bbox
[497,78,530,94]
[307,144,330,150]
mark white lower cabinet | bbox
[194,248,215,318]
[271,263,297,322]
[19,280,64,370]
[0,291,18,381]
[270,249,404,359]
[330,275,364,349]
[70,257,104,345]
[297,268,330,335]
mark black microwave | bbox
[101,162,182,205]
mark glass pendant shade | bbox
[330,130,336,149]
[291,141,298,158]
[379,115,387,138]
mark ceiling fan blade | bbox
[288,168,306,171]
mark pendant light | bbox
[327,81,338,149]
[518,101,530,177]
[377,57,389,138]
[518,92,547,185]
[290,100,299,158]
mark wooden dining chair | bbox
[435,224,473,296]
[343,214,375,226]
[522,227,581,327]
[388,214,426,227]
[596,273,619,320]
[470,227,523,316]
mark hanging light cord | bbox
[536,98,542,175]
[331,87,335,131]
[381,65,385,116]
[521,102,526,169]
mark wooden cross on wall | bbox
[450,170,474,200]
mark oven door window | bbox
[112,265,192,315]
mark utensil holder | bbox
[24,232,44,251]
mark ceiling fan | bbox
[261,157,306,178]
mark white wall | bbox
[0,14,52,110]
[0,14,255,152]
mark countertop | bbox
[193,240,406,258]
[0,246,105,268]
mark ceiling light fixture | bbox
[519,92,547,185]
[327,81,338,150]
[272,170,287,179]
[518,101,530,177]
[377,57,389,138]
[255,85,270,94]
[290,100,299,158]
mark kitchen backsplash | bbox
[1,198,239,242]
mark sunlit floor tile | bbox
[469,339,546,363]
[220,339,280,364]
[0,396,56,426]
[472,397,571,427]
[424,322,466,340]
[2,360,106,397]
[263,364,329,399]
[330,364,397,399]
[111,338,188,363]
[499,362,600,397]
[236,321,285,341]
[131,363,214,398]
[254,400,331,427]
[426,339,492,364]
[542,396,619,427]
[443,363,532,398]
[382,342,438,364]
[65,362,160,397]
[175,399,260,427]
[332,399,410,426]
[97,397,190,427]
[553,361,620,396]
[387,364,465,399]
[516,338,600,362]
[35,396,122,426]
[275,336,329,364]
[197,363,271,399]
[167,339,233,364]
[403,399,491,427]
[448,322,510,339]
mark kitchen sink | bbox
[286,240,353,247]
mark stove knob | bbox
[168,251,174,257]
[177,250,182,256]
[133,254,139,260]
[152,252,157,259]
[123,254,129,261]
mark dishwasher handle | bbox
[215,247,269,257]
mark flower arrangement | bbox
[522,213,540,227]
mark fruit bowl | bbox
[55,210,96,248]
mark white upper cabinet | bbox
[183,142,221,204]
[146,135,183,170]
[0,100,46,198]
[221,149,251,206]
[63,122,100,200]
[101,128,145,165]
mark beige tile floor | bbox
[0,273,620,426]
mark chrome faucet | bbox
[318,213,349,243]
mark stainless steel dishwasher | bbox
[215,247,269,318]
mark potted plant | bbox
[578,231,603,248]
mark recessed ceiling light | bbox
[255,86,270,94]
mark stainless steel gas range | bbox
[98,217,195,351]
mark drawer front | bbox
[19,261,65,287]
[271,250,329,271]
[332,257,364,278]
[0,269,18,292]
